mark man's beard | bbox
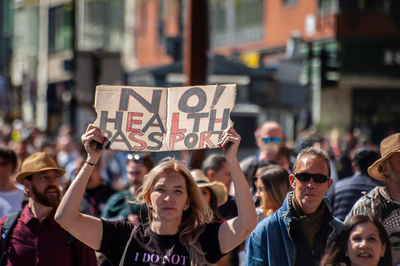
[31,183,61,208]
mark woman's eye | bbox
[352,236,361,242]
[174,190,183,194]
[155,187,165,193]
[368,237,377,242]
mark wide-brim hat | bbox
[190,169,228,207]
[368,133,400,181]
[16,152,66,184]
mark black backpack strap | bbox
[1,211,21,266]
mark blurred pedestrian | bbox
[202,154,237,220]
[191,169,227,223]
[192,169,230,266]
[80,157,116,217]
[254,164,291,221]
[102,153,154,225]
[240,121,285,184]
[0,148,24,217]
[328,147,384,221]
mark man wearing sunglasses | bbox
[240,121,286,183]
[245,146,343,266]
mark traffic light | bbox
[320,47,339,87]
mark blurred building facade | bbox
[1,0,126,136]
[1,0,399,145]
[133,0,400,144]
[208,0,400,143]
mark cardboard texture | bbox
[93,84,236,152]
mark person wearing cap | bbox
[328,147,384,221]
[191,169,227,222]
[191,169,231,266]
[245,146,343,266]
[346,132,400,265]
[0,152,97,266]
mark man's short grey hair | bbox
[293,146,331,177]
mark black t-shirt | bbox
[99,219,224,265]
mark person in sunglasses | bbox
[102,153,154,225]
[245,146,343,266]
[240,121,286,184]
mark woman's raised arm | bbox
[217,127,257,254]
[55,124,105,250]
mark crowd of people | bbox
[0,118,399,266]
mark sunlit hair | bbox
[320,215,392,266]
[256,164,291,216]
[136,157,213,265]
[293,146,331,177]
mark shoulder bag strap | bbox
[118,228,136,266]
[0,211,21,266]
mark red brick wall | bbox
[136,0,179,67]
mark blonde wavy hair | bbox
[136,158,214,265]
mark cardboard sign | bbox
[93,84,236,152]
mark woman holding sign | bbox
[55,124,257,265]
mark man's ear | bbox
[381,162,390,178]
[289,174,296,189]
[327,178,333,189]
[23,179,32,193]
[207,169,215,181]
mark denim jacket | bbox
[245,191,343,266]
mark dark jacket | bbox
[328,173,384,221]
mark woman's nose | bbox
[164,194,174,202]
[359,239,367,247]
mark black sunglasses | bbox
[294,172,330,183]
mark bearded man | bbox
[0,152,97,266]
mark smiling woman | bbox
[320,215,392,266]
[55,124,257,266]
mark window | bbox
[210,0,264,47]
[318,0,339,16]
[49,4,73,54]
[339,0,390,14]
[283,0,297,7]
[77,0,124,52]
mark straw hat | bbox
[190,169,228,207]
[368,133,400,181]
[16,152,66,184]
